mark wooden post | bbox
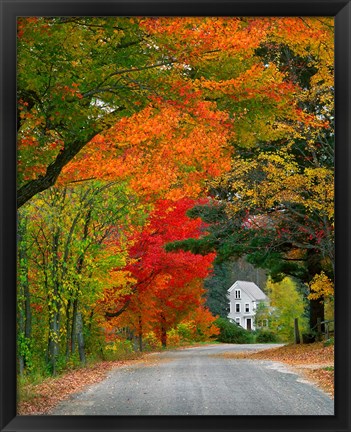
[294,318,301,344]
[317,317,322,341]
[325,322,329,340]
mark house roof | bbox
[228,280,267,301]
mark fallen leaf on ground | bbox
[18,356,149,415]
[220,342,334,398]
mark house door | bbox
[246,319,252,331]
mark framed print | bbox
[1,0,350,431]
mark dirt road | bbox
[50,344,334,415]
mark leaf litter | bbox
[220,342,334,398]
[17,354,164,415]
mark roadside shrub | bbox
[103,339,134,360]
[166,322,196,347]
[302,331,317,344]
[214,318,254,344]
[17,333,34,373]
[64,352,82,370]
[323,366,334,371]
[167,328,181,347]
[143,332,162,351]
[177,322,194,340]
[324,337,334,347]
[255,329,279,343]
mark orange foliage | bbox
[60,102,232,199]
[19,17,333,193]
[140,17,270,62]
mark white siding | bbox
[227,281,268,330]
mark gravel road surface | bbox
[50,343,334,415]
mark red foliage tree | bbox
[102,198,216,346]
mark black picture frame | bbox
[1,1,350,431]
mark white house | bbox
[227,280,268,331]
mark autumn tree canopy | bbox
[161,16,334,328]
[17,17,332,206]
[17,16,334,377]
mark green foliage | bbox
[17,17,163,190]
[215,318,254,344]
[187,203,228,224]
[166,321,205,347]
[255,43,318,90]
[254,301,271,329]
[103,340,136,361]
[17,181,148,377]
[246,250,307,282]
[323,366,334,371]
[17,333,33,372]
[176,322,194,340]
[255,329,279,343]
[203,262,232,317]
[166,328,182,347]
[165,237,216,256]
[143,332,162,351]
[266,277,308,342]
[323,337,334,347]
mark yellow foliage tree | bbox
[266,277,308,342]
[308,271,334,301]
[308,272,334,321]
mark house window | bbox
[245,303,250,313]
[235,303,241,313]
[235,289,241,299]
[235,317,241,325]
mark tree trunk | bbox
[48,229,61,375]
[294,318,301,344]
[48,311,60,375]
[70,208,91,362]
[306,250,325,330]
[76,311,86,365]
[138,315,143,352]
[18,216,32,374]
[18,308,25,377]
[24,282,32,340]
[17,135,97,208]
[316,317,323,341]
[19,356,25,377]
[65,300,72,360]
[88,309,94,332]
[71,298,78,355]
[309,298,324,331]
[160,313,167,348]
